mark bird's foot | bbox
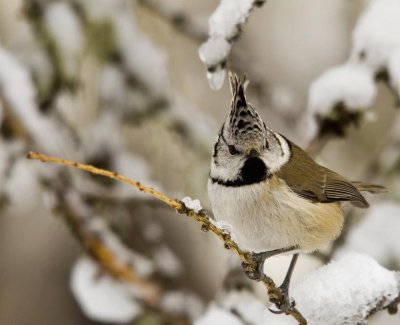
[268,285,295,314]
[242,252,266,281]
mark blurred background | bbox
[0,0,399,324]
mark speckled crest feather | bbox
[227,72,265,146]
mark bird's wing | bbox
[276,142,368,208]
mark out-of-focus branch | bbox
[0,96,32,143]
[23,0,77,111]
[137,0,207,41]
[51,188,160,304]
[28,151,307,325]
[42,178,194,324]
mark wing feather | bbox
[276,141,368,208]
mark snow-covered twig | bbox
[305,0,400,143]
[0,46,75,155]
[199,0,266,90]
[49,187,160,304]
[23,0,79,110]
[41,175,200,323]
[27,151,307,325]
[292,253,400,325]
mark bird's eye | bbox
[228,145,238,155]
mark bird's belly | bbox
[208,178,344,253]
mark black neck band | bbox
[211,157,269,187]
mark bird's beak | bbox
[248,149,260,158]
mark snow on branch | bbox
[0,47,74,155]
[292,253,400,325]
[305,0,400,142]
[41,174,200,323]
[199,0,265,90]
[27,151,307,325]
[50,189,159,303]
[307,63,376,139]
[71,256,143,323]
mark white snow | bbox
[351,0,400,70]
[113,4,169,97]
[0,47,74,155]
[220,290,270,324]
[199,0,260,89]
[308,63,376,115]
[292,253,400,325]
[209,0,255,39]
[160,291,204,321]
[98,65,126,107]
[44,2,84,78]
[306,0,400,128]
[211,219,237,243]
[195,305,243,325]
[199,37,231,67]
[71,256,142,324]
[196,289,295,325]
[4,158,40,208]
[198,37,230,89]
[297,113,319,145]
[339,202,400,266]
[181,196,203,213]
[87,218,154,277]
[170,97,217,143]
[78,0,169,96]
[153,244,183,277]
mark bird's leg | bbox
[269,253,299,314]
[243,245,298,281]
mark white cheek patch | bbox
[210,154,244,182]
[264,133,291,173]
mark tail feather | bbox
[351,181,388,194]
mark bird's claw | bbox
[241,261,263,280]
[269,286,295,314]
[242,253,265,281]
[268,307,285,314]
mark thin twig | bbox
[27,151,307,325]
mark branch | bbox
[51,188,160,304]
[27,151,307,325]
[138,0,207,41]
[199,0,266,90]
[366,294,400,320]
[23,0,77,111]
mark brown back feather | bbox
[276,140,382,208]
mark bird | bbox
[207,72,386,313]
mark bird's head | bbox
[210,73,291,186]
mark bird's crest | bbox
[226,72,264,145]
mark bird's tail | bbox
[352,181,388,194]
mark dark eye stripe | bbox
[212,141,218,157]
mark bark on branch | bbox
[27,151,307,325]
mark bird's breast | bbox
[207,176,344,253]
